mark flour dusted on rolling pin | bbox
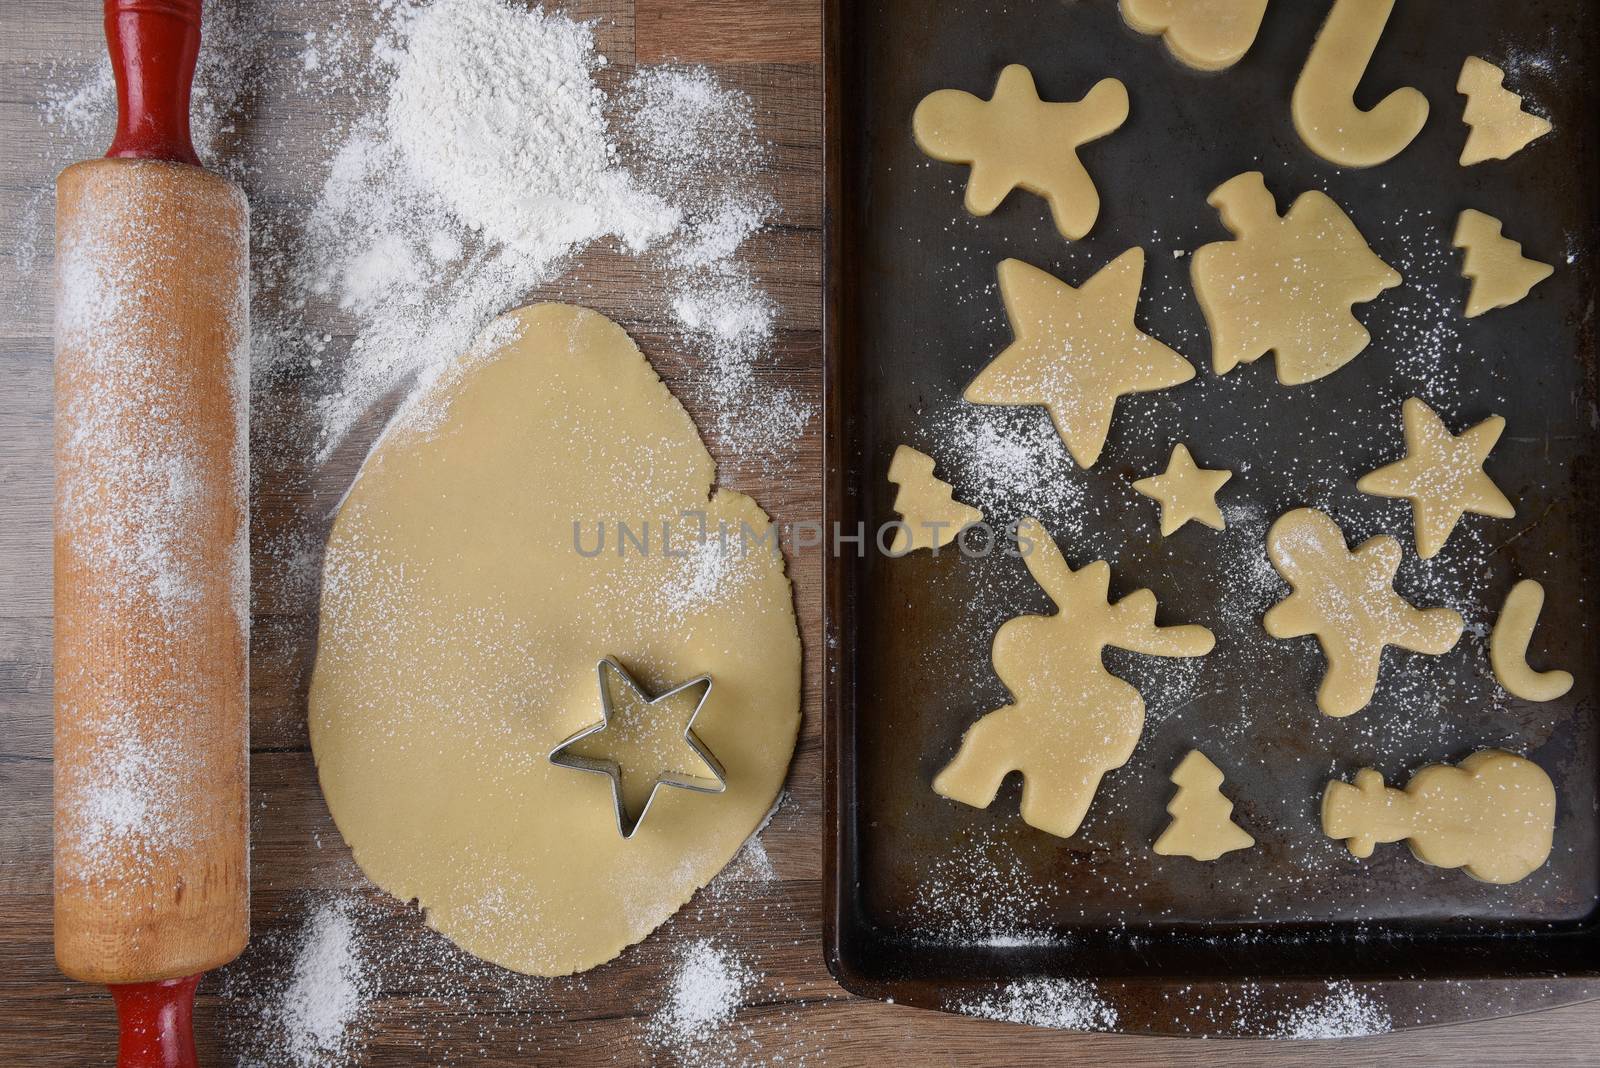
[54,158,250,982]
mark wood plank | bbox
[636,0,821,65]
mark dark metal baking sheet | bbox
[824,0,1600,1035]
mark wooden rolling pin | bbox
[54,1,249,1064]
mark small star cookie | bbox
[965,251,1195,469]
[1356,397,1515,559]
[1133,444,1232,536]
[1264,508,1464,718]
[913,64,1129,241]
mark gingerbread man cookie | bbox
[913,64,1129,241]
[1264,508,1464,718]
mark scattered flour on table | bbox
[645,938,760,1064]
[951,979,1119,1031]
[36,0,809,483]
[230,898,373,1068]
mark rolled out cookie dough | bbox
[308,304,801,976]
[1120,0,1268,72]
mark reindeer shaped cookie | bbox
[933,518,1214,838]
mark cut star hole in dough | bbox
[1356,397,1514,560]
[1453,209,1553,319]
[308,304,801,977]
[886,445,982,555]
[1291,0,1429,168]
[1132,443,1231,536]
[1191,172,1400,386]
[912,64,1129,241]
[1322,749,1555,884]
[1264,508,1464,718]
[1153,750,1255,861]
[1458,56,1553,166]
[965,251,1195,468]
[933,518,1214,839]
[1490,580,1573,703]
[1119,0,1269,72]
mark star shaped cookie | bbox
[965,251,1196,468]
[1356,398,1515,559]
[1133,444,1232,536]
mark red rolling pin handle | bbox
[99,3,208,1066]
[104,0,202,166]
[110,977,201,1068]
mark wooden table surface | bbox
[1,1,1595,1064]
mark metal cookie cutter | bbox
[548,657,727,839]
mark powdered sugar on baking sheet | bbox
[950,978,1119,1032]
[1271,980,1392,1039]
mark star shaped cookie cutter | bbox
[548,657,727,839]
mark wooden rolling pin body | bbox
[54,156,250,985]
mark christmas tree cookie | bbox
[913,64,1129,241]
[1153,750,1255,861]
[1453,209,1553,318]
[1264,508,1464,718]
[1323,749,1555,884]
[1191,172,1400,385]
[1457,56,1552,166]
[933,518,1214,839]
[885,445,983,555]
